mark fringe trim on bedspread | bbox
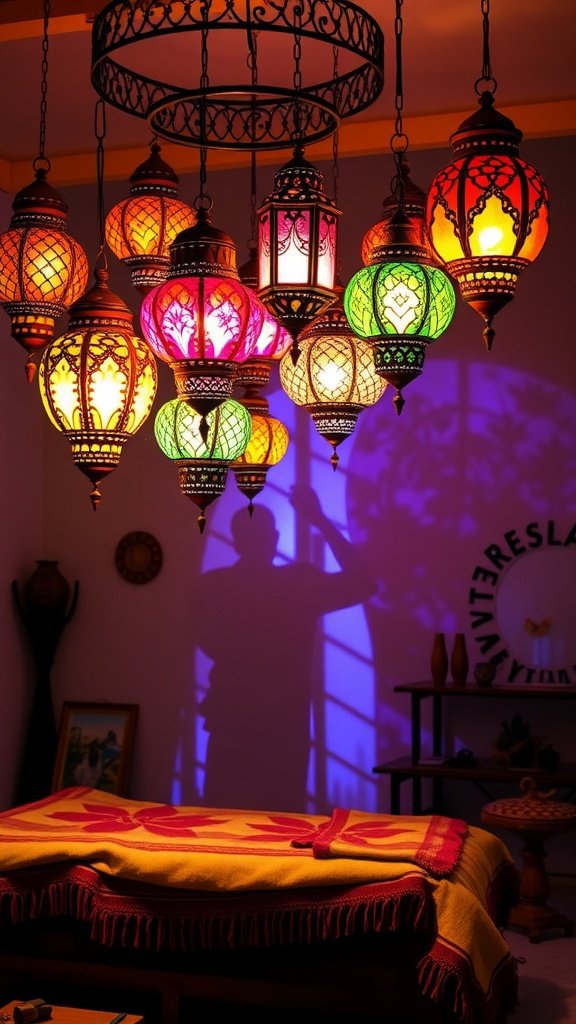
[0,865,434,953]
[418,937,519,1024]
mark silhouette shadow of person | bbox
[196,485,377,812]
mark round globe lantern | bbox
[154,396,252,533]
[0,170,89,381]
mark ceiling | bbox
[0,0,574,192]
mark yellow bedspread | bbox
[0,788,518,1022]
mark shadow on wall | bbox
[193,485,377,812]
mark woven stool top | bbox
[482,777,576,829]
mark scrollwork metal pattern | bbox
[91,0,384,149]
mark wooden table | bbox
[0,1004,143,1024]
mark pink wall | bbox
[1,135,575,868]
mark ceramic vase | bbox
[430,632,448,688]
[451,632,469,687]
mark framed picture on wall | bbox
[51,701,139,796]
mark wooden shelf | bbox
[373,681,576,814]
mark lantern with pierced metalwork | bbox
[280,289,385,468]
[38,267,158,510]
[0,170,89,382]
[155,395,252,533]
[105,142,196,294]
[426,93,549,350]
[258,146,340,351]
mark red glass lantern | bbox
[0,169,89,381]
[257,146,340,350]
[105,141,196,294]
[38,267,158,510]
[426,91,549,350]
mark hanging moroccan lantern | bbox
[426,91,549,350]
[105,141,196,294]
[257,146,340,354]
[344,204,456,414]
[154,396,252,533]
[280,288,385,468]
[140,206,269,421]
[38,267,158,510]
[0,169,89,382]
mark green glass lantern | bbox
[155,396,251,533]
[344,206,456,414]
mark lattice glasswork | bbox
[0,170,89,381]
[280,293,385,468]
[345,262,456,340]
[155,396,252,532]
[38,268,158,510]
[426,92,549,350]
[105,143,196,294]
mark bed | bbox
[0,787,519,1024]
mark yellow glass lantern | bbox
[38,267,158,510]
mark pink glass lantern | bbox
[141,207,268,418]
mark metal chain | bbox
[475,0,497,95]
[196,2,212,208]
[390,0,408,207]
[94,98,108,269]
[34,0,51,173]
[292,4,303,143]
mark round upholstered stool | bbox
[481,777,576,943]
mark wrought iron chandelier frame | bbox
[91,0,384,150]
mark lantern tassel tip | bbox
[198,511,206,534]
[330,448,339,471]
[393,389,405,416]
[482,319,495,352]
[25,358,37,384]
[248,500,254,517]
[89,485,101,511]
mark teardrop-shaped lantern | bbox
[38,267,158,510]
[105,142,196,294]
[154,396,252,533]
[426,92,549,350]
[0,170,89,381]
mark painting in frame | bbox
[51,701,139,796]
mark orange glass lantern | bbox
[105,141,196,294]
[38,267,158,510]
[0,169,89,381]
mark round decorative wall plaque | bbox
[115,531,163,584]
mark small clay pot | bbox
[474,662,497,687]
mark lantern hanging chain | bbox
[247,13,258,246]
[195,2,212,210]
[389,0,408,209]
[332,46,343,280]
[475,0,497,95]
[292,6,303,146]
[34,0,51,174]
[94,97,108,271]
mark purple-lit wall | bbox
[1,135,575,869]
